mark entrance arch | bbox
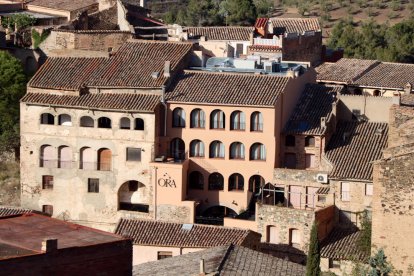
[118,180,149,212]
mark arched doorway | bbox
[118,180,149,213]
[98,148,112,171]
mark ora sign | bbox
[158,178,177,188]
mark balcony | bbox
[40,159,75,169]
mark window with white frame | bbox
[341,182,350,201]
[365,183,373,196]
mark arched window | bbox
[135,118,144,130]
[267,225,280,244]
[210,109,225,129]
[285,135,295,147]
[230,111,245,130]
[98,117,111,129]
[249,175,265,193]
[40,145,55,168]
[171,138,185,160]
[98,148,112,171]
[230,142,245,159]
[289,228,301,248]
[120,117,131,129]
[172,108,186,127]
[208,173,224,190]
[58,146,72,169]
[189,171,204,190]
[250,112,263,131]
[190,140,205,157]
[118,180,148,212]
[80,147,94,170]
[305,136,315,147]
[40,113,54,125]
[250,143,266,160]
[209,141,225,158]
[58,114,72,126]
[190,108,205,128]
[80,116,94,128]
[228,173,244,191]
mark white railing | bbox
[253,37,282,47]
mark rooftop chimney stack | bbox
[404,82,413,94]
[164,61,171,78]
[321,117,326,128]
[392,92,401,106]
[199,258,205,275]
[42,238,58,253]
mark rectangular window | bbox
[42,205,53,216]
[305,154,316,168]
[42,175,54,190]
[88,178,99,193]
[365,183,373,196]
[284,153,296,169]
[341,182,350,201]
[157,251,172,260]
[126,148,141,161]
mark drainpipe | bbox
[154,166,158,220]
[161,85,167,137]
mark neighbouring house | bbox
[317,58,414,96]
[115,218,261,265]
[0,206,33,217]
[371,96,414,275]
[133,244,306,276]
[320,226,369,275]
[250,17,322,65]
[0,213,132,275]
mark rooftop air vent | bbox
[182,224,194,231]
[151,72,160,79]
[375,128,384,136]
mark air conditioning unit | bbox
[316,173,329,184]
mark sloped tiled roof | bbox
[87,40,193,88]
[21,92,160,112]
[402,94,414,106]
[270,17,321,33]
[133,244,306,276]
[284,84,344,135]
[28,57,106,91]
[354,62,414,90]
[316,58,379,84]
[320,227,369,262]
[255,18,269,29]
[27,0,98,11]
[115,219,259,248]
[0,206,32,217]
[184,26,254,41]
[166,70,289,106]
[325,121,388,181]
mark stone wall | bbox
[256,203,314,253]
[336,95,392,122]
[156,204,191,223]
[282,32,322,66]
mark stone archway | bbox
[118,180,149,213]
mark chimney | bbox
[164,61,171,78]
[286,69,295,78]
[249,32,254,45]
[42,238,58,253]
[392,92,401,106]
[199,258,205,275]
[404,82,413,94]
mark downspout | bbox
[154,166,158,220]
[161,85,167,137]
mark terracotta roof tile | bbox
[316,58,379,84]
[27,0,98,12]
[184,26,254,41]
[284,84,344,135]
[270,17,321,33]
[402,94,414,106]
[166,70,289,106]
[354,62,414,90]
[248,45,282,53]
[115,219,259,248]
[28,57,106,91]
[21,92,160,112]
[0,206,32,217]
[255,18,268,29]
[325,121,388,180]
[87,40,193,88]
[320,227,369,262]
[134,244,306,276]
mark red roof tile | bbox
[28,57,105,91]
[87,40,193,88]
[255,18,268,29]
[166,70,289,106]
[21,92,160,112]
[325,121,388,180]
[0,206,32,217]
[115,219,259,248]
[27,0,98,12]
[184,26,254,41]
[270,17,321,33]
[248,45,282,53]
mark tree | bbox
[0,51,27,155]
[357,209,372,255]
[220,0,257,26]
[306,223,321,276]
[254,0,273,17]
[368,249,393,276]
[1,14,36,29]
